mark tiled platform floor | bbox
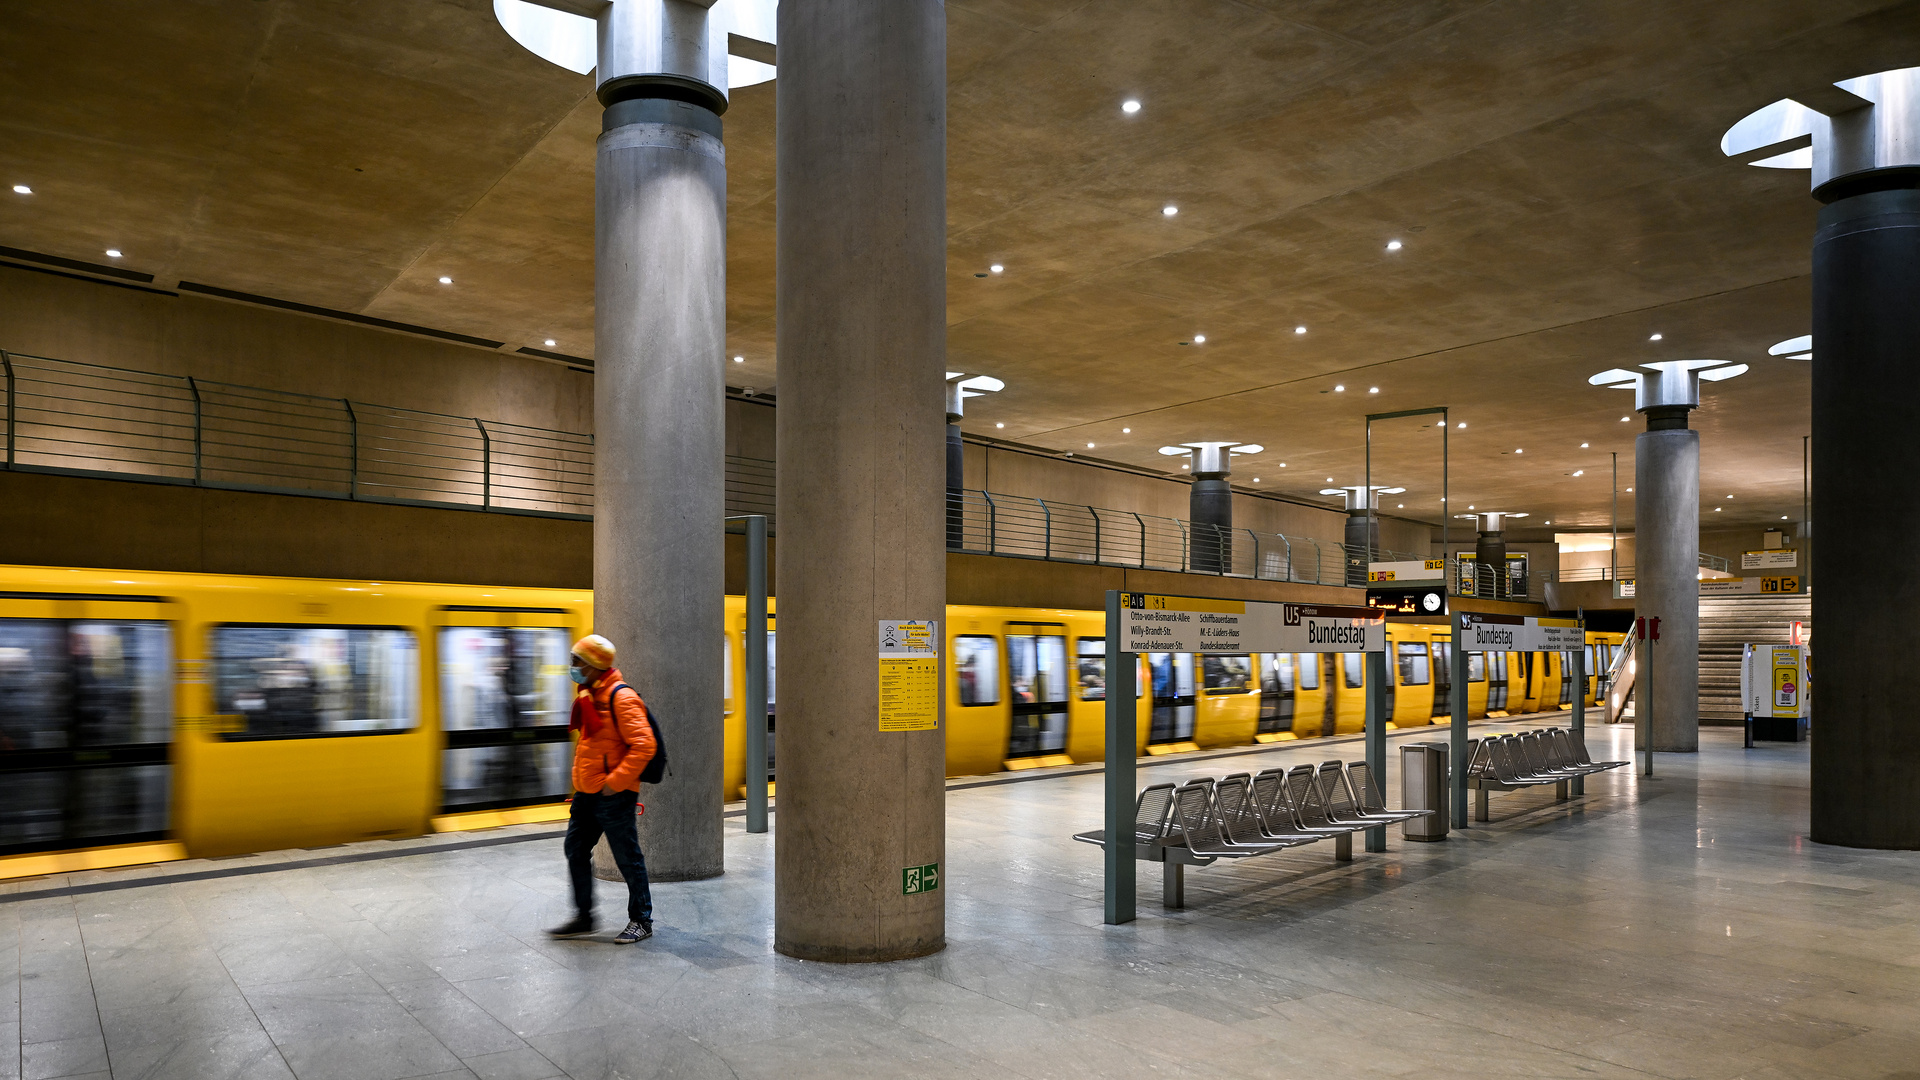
[6,724,1917,1080]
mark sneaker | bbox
[613,921,652,945]
[546,914,596,939]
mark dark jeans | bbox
[564,788,653,926]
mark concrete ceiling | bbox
[4,0,1912,537]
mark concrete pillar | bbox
[1635,422,1700,752]
[774,0,946,960]
[1344,511,1377,586]
[1190,475,1233,574]
[594,96,728,882]
[1473,528,1505,597]
[1811,188,1920,846]
[1721,68,1920,847]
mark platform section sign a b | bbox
[1119,593,1383,653]
[1458,613,1582,652]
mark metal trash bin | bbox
[1400,742,1449,842]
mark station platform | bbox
[4,725,1907,1080]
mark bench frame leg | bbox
[1163,862,1183,910]
[1334,833,1353,862]
[1555,780,1568,801]
[1475,787,1490,822]
[1365,823,1385,854]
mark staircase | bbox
[1698,594,1812,722]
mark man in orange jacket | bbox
[547,634,657,944]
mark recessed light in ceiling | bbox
[1649,333,1663,341]
[1781,516,1789,520]
[546,339,558,347]
[104,249,122,258]
[733,355,744,363]
[438,276,453,285]
[10,184,30,195]
[1515,448,1523,454]
[1279,463,1286,467]
[1714,506,1721,511]
[1122,427,1131,433]
[1181,464,1188,469]
[1334,384,1345,392]
[1087,442,1095,448]
[1457,422,1466,429]
[1626,487,1633,492]
[1253,477,1260,483]
[996,422,1004,429]
[1193,334,1206,344]
[1397,503,1404,508]
[1368,387,1379,393]
[1162,205,1178,216]
[1122,99,1141,114]
[1580,442,1589,448]
[1386,240,1402,251]
[1621,416,1631,422]
[1573,470,1584,477]
[1294,326,1307,334]
[989,264,1003,274]
[1326,477,1334,482]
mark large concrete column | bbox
[1189,443,1235,574]
[775,0,946,961]
[1343,511,1377,586]
[594,68,728,879]
[1723,68,1920,847]
[1635,422,1700,752]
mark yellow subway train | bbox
[0,565,1619,867]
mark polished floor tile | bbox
[5,725,1918,1079]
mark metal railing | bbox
[947,489,1349,584]
[1558,551,1727,583]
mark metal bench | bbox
[1468,727,1625,821]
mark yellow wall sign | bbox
[879,658,940,731]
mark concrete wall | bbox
[0,263,591,432]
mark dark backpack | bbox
[609,683,670,785]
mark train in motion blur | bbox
[0,565,1620,864]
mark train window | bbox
[1261,653,1295,694]
[1585,644,1597,674]
[438,627,571,810]
[1076,638,1106,700]
[213,626,418,738]
[1295,652,1319,690]
[1007,632,1067,706]
[1467,652,1485,682]
[1202,655,1251,693]
[0,619,173,852]
[1396,642,1430,685]
[954,635,999,706]
[1342,652,1364,689]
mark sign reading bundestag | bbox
[1458,613,1583,652]
[1119,593,1384,654]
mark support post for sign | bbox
[1364,646,1388,853]
[1103,589,1137,925]
[1451,609,1469,829]
[742,514,769,834]
[1570,618,1586,798]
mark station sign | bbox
[1118,593,1384,653]
[1700,575,1801,596]
[1367,585,1447,616]
[1367,559,1445,583]
[1741,549,1798,570]
[1457,613,1583,653]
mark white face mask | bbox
[569,664,592,686]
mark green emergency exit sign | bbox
[902,862,940,894]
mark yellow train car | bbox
[3,564,1621,868]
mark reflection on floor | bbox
[6,726,1917,1080]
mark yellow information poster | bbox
[878,657,940,731]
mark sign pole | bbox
[1450,608,1469,829]
[1642,623,1655,778]
[736,514,770,835]
[1103,590,1136,925]
[1569,615,1585,799]
[1364,647,1388,853]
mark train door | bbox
[1066,635,1122,764]
[1291,653,1324,739]
[762,628,777,779]
[1485,652,1510,715]
[1256,653,1294,737]
[1430,639,1452,718]
[1199,655,1256,747]
[437,620,574,813]
[1381,642,1397,721]
[1005,624,1069,762]
[1559,650,1576,706]
[1147,652,1196,746]
[1336,652,1366,733]
[1466,649,1488,716]
[948,631,1005,776]
[1516,653,1538,713]
[1319,654,1339,736]
[0,600,174,856]
[1395,639,1432,726]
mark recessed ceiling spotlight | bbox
[1326,477,1334,482]
[104,249,122,258]
[1457,422,1466,429]
[1469,505,1475,510]
[1294,326,1307,334]
[10,184,30,195]
[1181,464,1188,469]
[1122,99,1141,114]
[1781,515,1789,520]
[989,264,1003,274]
[1278,463,1286,467]
[1714,506,1721,511]
[546,339,558,347]
[1253,477,1261,483]
[1626,487,1633,492]
[1122,427,1131,433]
[438,276,453,285]
[733,355,744,363]
[1580,442,1589,448]
[1573,470,1584,477]
[996,422,1004,429]
[1621,416,1631,422]
[1726,494,1733,499]
[1334,384,1345,392]
[1193,334,1206,344]
[1649,333,1664,341]
[1514,448,1523,454]
[1368,387,1379,394]
[1386,240,1403,251]
[1162,205,1178,217]
[1087,442,1095,449]
[1397,503,1404,508]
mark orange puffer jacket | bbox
[569,667,656,795]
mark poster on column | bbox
[878,620,939,731]
[1457,613,1583,652]
[1118,593,1383,653]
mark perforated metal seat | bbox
[1345,760,1427,822]
[1566,728,1629,769]
[1316,761,1410,826]
[1073,782,1176,850]
[1214,774,1320,850]
[1283,764,1365,836]
[1172,778,1296,858]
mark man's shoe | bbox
[546,914,596,939]
[613,921,652,945]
